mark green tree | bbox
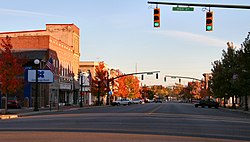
[221,43,238,108]
[211,60,228,107]
[237,33,250,111]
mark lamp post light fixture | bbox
[34,59,40,111]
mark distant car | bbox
[111,98,132,106]
[132,98,144,104]
[154,98,163,103]
[7,100,22,109]
[148,99,154,103]
[194,100,219,108]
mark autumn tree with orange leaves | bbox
[0,36,25,113]
[91,62,108,104]
[113,75,141,99]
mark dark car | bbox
[194,99,219,108]
[7,100,22,109]
[154,98,163,103]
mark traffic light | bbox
[164,77,166,82]
[141,74,144,80]
[156,73,158,79]
[154,8,160,28]
[206,11,213,31]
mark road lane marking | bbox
[147,105,162,115]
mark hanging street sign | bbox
[172,7,194,11]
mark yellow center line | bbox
[147,105,162,115]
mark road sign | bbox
[28,70,54,83]
[109,91,112,95]
[172,7,194,11]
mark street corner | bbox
[0,114,18,120]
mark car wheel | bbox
[117,103,120,106]
[195,104,198,108]
[202,105,205,108]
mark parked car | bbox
[154,98,163,103]
[111,98,132,106]
[7,100,22,109]
[194,99,219,108]
[132,98,144,104]
[148,99,154,103]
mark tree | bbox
[91,61,108,105]
[172,83,184,100]
[237,32,250,111]
[221,43,238,108]
[211,60,229,107]
[0,36,25,114]
[114,75,141,99]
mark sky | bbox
[0,0,250,86]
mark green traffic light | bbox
[206,26,212,31]
[154,22,160,27]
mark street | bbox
[1,102,250,142]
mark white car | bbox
[111,98,132,106]
[132,98,144,104]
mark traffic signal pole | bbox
[164,75,203,82]
[148,1,250,10]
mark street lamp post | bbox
[97,79,101,106]
[80,74,83,107]
[34,59,40,111]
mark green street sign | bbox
[172,7,194,11]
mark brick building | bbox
[0,24,80,108]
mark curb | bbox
[0,114,18,120]
[220,107,250,115]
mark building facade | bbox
[0,24,80,108]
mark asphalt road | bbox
[1,102,250,142]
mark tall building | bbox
[0,24,80,108]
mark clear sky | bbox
[0,0,250,86]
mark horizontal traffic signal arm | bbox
[148,1,250,10]
[109,71,160,81]
[164,75,202,82]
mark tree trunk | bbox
[244,94,249,111]
[2,93,8,114]
[232,95,236,109]
[223,96,226,108]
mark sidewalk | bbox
[220,106,250,115]
[0,105,82,119]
